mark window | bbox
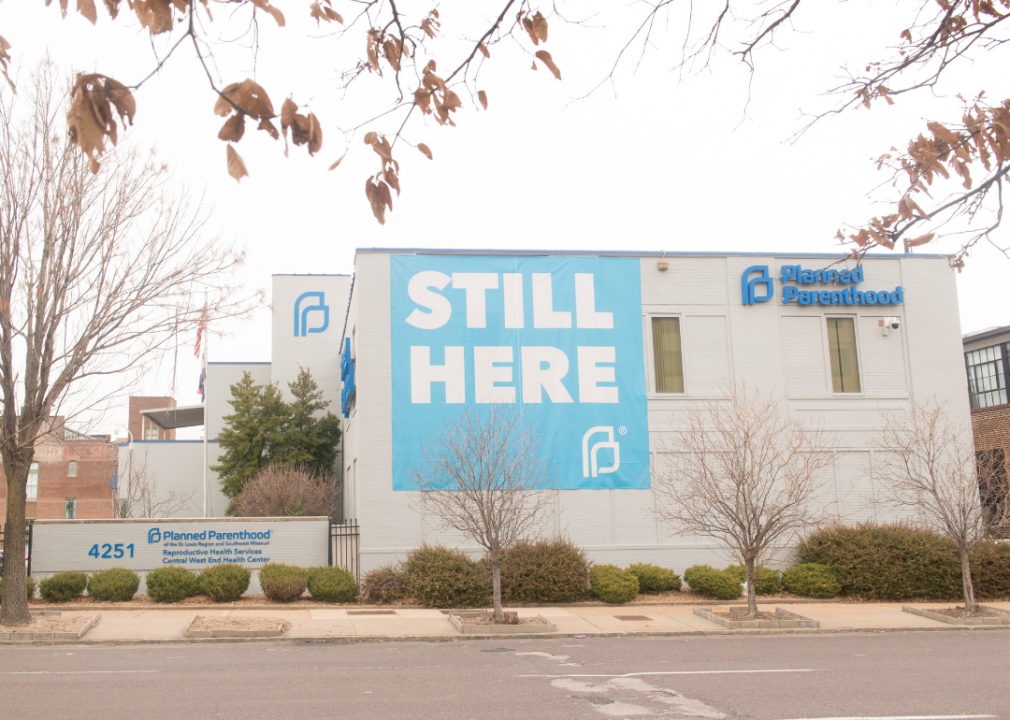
[67,460,78,477]
[965,344,1009,409]
[827,318,861,393]
[65,498,77,520]
[27,462,38,501]
[144,422,160,440]
[652,317,684,393]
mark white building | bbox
[340,249,968,572]
[120,250,970,574]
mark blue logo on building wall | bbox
[148,528,161,544]
[294,292,330,336]
[390,255,650,491]
[341,338,356,418]
[741,266,773,305]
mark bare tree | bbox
[233,465,340,518]
[652,385,836,617]
[408,403,555,621]
[118,452,196,519]
[874,400,1010,614]
[0,62,256,627]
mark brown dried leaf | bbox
[78,0,98,24]
[423,59,437,75]
[133,0,174,35]
[906,233,935,247]
[478,43,489,58]
[477,90,487,110]
[226,144,248,182]
[249,0,284,26]
[417,143,433,160]
[328,149,347,170]
[218,113,245,142]
[0,34,13,92]
[281,97,297,132]
[535,50,561,80]
[308,113,322,155]
[531,61,537,71]
[103,0,120,19]
[531,11,548,43]
[522,15,538,45]
[383,38,401,71]
[365,178,391,224]
[66,74,135,173]
[383,167,400,195]
[257,118,279,140]
[216,79,275,119]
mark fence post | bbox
[26,520,33,577]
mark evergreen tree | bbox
[212,371,289,512]
[271,368,342,476]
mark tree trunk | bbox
[491,555,503,622]
[744,558,757,618]
[959,544,977,614]
[1,458,31,627]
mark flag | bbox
[198,367,206,404]
[194,317,205,358]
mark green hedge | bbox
[39,571,89,601]
[308,566,358,603]
[724,565,782,595]
[683,565,741,600]
[402,544,490,608]
[626,563,680,593]
[590,564,639,603]
[494,538,591,603]
[259,563,309,603]
[198,564,251,603]
[362,564,407,604]
[0,576,37,601]
[145,566,199,603]
[88,568,140,602]
[782,563,842,599]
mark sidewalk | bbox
[14,600,1010,644]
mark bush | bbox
[38,571,89,601]
[233,465,339,517]
[87,567,140,602]
[259,563,309,603]
[494,538,591,603]
[724,564,782,595]
[307,566,358,603]
[362,563,407,604]
[198,563,251,603]
[782,563,842,599]
[968,540,1010,599]
[401,544,490,608]
[626,563,680,593]
[590,564,639,603]
[145,566,200,603]
[0,576,37,601]
[683,565,741,600]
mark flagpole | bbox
[203,323,209,518]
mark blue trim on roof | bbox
[119,440,220,447]
[271,274,351,277]
[353,247,949,260]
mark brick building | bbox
[128,396,177,441]
[0,419,118,522]
[963,325,1010,475]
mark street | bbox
[1,631,1008,719]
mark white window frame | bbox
[27,461,39,501]
[645,312,687,396]
[824,314,865,396]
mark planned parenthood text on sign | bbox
[390,255,649,490]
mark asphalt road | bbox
[1,631,1008,720]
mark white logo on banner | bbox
[582,426,621,478]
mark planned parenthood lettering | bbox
[390,255,649,491]
[154,527,272,566]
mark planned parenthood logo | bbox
[582,426,620,478]
[294,292,330,337]
[741,266,773,305]
[148,528,161,544]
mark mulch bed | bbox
[457,611,547,626]
[633,589,807,603]
[188,616,289,632]
[0,614,93,634]
[712,609,791,622]
[927,605,1009,619]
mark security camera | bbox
[887,317,900,330]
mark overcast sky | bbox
[0,0,1003,434]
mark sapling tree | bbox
[652,385,836,617]
[407,403,555,621]
[874,400,1010,614]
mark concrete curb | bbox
[8,622,1010,647]
[693,607,819,629]
[902,604,1010,626]
[0,612,101,644]
[448,613,556,634]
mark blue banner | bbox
[390,254,649,490]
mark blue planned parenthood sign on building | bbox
[390,254,650,491]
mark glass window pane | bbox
[65,499,76,520]
[827,318,861,393]
[652,317,684,393]
[27,461,38,500]
[67,460,77,477]
[965,343,1008,410]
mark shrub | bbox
[969,540,1010,599]
[307,566,358,603]
[724,564,782,595]
[683,565,741,600]
[782,563,842,599]
[38,571,89,601]
[796,523,963,600]
[363,563,407,604]
[87,567,140,602]
[590,564,639,603]
[198,563,251,603]
[0,576,37,601]
[626,563,680,593]
[259,563,309,603]
[494,538,591,603]
[145,566,200,603]
[401,544,490,608]
[233,465,339,517]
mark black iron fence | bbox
[0,520,34,576]
[329,519,360,583]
